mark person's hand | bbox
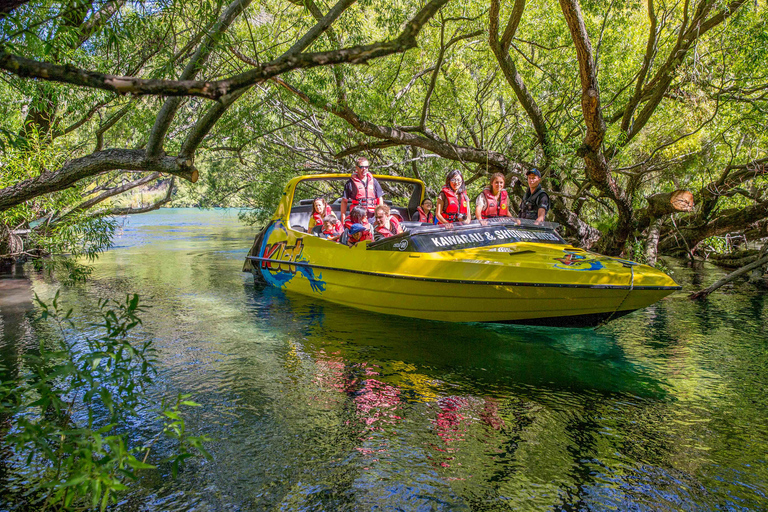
[480,219,488,227]
[443,222,455,230]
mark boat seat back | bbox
[288,202,342,232]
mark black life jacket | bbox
[520,186,547,220]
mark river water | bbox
[1,208,766,511]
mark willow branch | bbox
[0,150,197,212]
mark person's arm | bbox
[534,193,549,224]
[463,193,472,224]
[307,217,317,231]
[435,195,449,225]
[340,198,348,224]
[475,194,485,221]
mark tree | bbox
[0,0,450,266]
[1,0,767,272]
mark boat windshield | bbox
[290,176,421,212]
[368,218,566,253]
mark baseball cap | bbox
[526,168,541,177]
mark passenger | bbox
[308,197,333,232]
[341,206,373,246]
[415,198,435,224]
[435,169,471,225]
[475,172,511,222]
[519,168,550,224]
[373,204,402,241]
[340,156,383,224]
[319,214,342,240]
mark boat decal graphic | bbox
[258,221,326,292]
[553,250,605,271]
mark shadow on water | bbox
[246,284,666,401]
[0,266,36,380]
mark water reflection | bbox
[235,286,699,510]
[0,210,765,511]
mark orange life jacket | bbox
[480,188,509,219]
[349,172,378,213]
[311,204,333,227]
[374,217,401,238]
[348,228,373,244]
[416,206,434,224]
[439,186,469,223]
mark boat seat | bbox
[291,225,307,233]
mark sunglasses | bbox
[357,165,369,169]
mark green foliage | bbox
[0,292,210,511]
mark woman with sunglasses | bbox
[435,169,471,225]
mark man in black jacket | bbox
[519,168,549,223]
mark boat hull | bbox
[244,219,680,327]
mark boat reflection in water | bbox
[241,284,689,509]
[244,174,681,327]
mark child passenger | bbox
[320,214,342,240]
[341,206,373,246]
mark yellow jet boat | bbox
[243,174,681,327]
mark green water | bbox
[1,208,766,511]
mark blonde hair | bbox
[374,204,390,215]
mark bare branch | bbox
[146,0,255,156]
[107,177,176,216]
[0,149,197,212]
[1,0,449,101]
[57,172,162,222]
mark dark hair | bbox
[312,197,327,214]
[420,198,433,206]
[350,206,367,223]
[444,169,466,194]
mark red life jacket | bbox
[416,206,434,224]
[349,172,378,213]
[481,188,509,219]
[348,228,373,244]
[375,217,401,238]
[439,186,469,223]
[311,204,333,227]
[344,216,370,230]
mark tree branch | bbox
[0,149,197,212]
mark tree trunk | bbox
[690,250,768,300]
[644,217,663,266]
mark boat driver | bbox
[340,157,383,225]
[519,168,550,224]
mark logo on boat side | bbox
[553,250,605,271]
[393,239,409,251]
[258,222,326,292]
[261,238,306,274]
